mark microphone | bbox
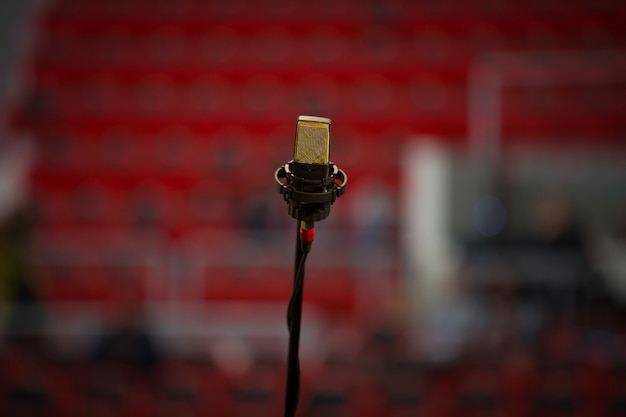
[293,115,331,182]
[275,115,347,417]
[274,115,347,236]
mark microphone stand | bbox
[275,161,347,417]
[284,222,306,417]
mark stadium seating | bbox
[4,0,626,415]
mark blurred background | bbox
[1,0,626,416]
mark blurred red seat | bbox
[181,74,235,120]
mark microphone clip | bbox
[274,160,347,223]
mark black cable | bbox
[284,223,312,417]
[287,247,308,328]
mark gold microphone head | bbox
[294,115,331,165]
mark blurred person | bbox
[84,294,162,416]
[574,207,626,365]
[0,205,45,350]
[530,192,586,251]
[349,179,394,248]
[595,205,626,305]
[91,292,161,374]
[0,207,52,417]
[526,192,595,314]
[240,189,272,241]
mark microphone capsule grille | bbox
[294,116,330,165]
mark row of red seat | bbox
[2,350,625,417]
[33,129,280,172]
[31,186,251,229]
[48,0,626,21]
[30,77,625,120]
[29,132,399,177]
[28,81,468,123]
[41,15,626,44]
[36,23,625,71]
[37,264,356,311]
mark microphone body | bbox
[274,115,347,225]
[292,115,331,182]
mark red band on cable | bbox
[300,228,315,242]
